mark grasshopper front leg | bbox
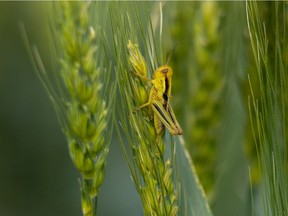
[136,101,151,110]
[131,71,153,82]
[135,84,155,111]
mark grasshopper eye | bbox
[161,68,168,73]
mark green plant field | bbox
[0,1,287,216]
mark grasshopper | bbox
[134,65,183,136]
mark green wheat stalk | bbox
[107,2,179,215]
[247,1,288,215]
[22,2,114,215]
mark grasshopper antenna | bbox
[165,44,177,65]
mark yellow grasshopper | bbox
[134,65,183,136]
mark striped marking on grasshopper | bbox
[134,66,182,135]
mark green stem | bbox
[81,178,99,216]
[92,195,98,216]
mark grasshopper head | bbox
[153,66,173,78]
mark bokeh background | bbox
[0,1,285,216]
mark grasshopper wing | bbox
[151,100,183,135]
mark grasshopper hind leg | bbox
[154,113,165,136]
[154,113,166,156]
